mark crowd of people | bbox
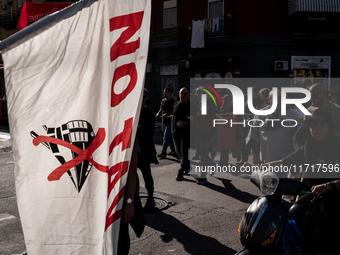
[119,82,340,255]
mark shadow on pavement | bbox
[177,177,197,184]
[146,211,237,255]
[197,178,258,204]
[157,157,180,163]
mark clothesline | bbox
[190,17,221,48]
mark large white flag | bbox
[0,0,150,254]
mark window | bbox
[208,0,224,19]
[18,0,25,8]
[207,0,225,37]
[163,0,177,29]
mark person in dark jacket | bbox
[136,88,159,211]
[172,87,191,181]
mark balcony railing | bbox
[150,20,232,47]
[150,27,184,45]
[206,20,232,39]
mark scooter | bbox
[236,171,313,255]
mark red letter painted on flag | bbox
[110,11,144,62]
[105,117,134,231]
[111,63,138,108]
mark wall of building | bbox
[231,0,289,35]
[145,0,340,112]
[1,0,340,116]
[0,0,20,39]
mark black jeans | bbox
[139,167,154,198]
[173,133,190,174]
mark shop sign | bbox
[18,2,73,29]
[292,56,330,69]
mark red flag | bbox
[18,1,72,29]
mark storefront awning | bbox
[288,0,340,15]
[18,1,73,29]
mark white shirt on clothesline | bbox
[191,19,205,48]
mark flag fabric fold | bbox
[1,0,151,254]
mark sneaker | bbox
[157,153,166,159]
[144,198,156,211]
[175,174,184,181]
[196,178,208,185]
[183,168,191,176]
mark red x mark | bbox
[32,118,134,232]
[32,128,108,181]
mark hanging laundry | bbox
[212,17,219,32]
[191,19,205,48]
[205,18,212,32]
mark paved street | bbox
[0,121,262,255]
[0,131,26,255]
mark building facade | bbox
[1,0,340,117]
[146,0,340,112]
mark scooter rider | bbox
[244,108,340,255]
